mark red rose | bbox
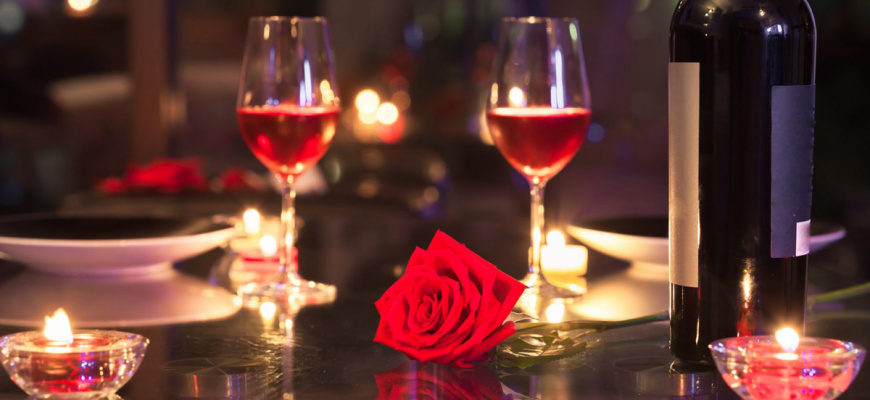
[374,231,525,367]
[374,361,507,400]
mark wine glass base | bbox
[237,280,336,311]
[514,273,585,319]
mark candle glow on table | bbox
[259,235,278,258]
[229,209,292,288]
[0,308,149,399]
[230,233,296,292]
[540,231,588,292]
[709,327,866,400]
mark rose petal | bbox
[419,275,463,347]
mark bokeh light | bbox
[376,102,399,125]
[355,89,380,114]
[0,1,24,35]
[67,0,98,13]
[587,123,606,143]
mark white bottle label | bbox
[668,62,700,288]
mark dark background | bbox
[0,0,867,230]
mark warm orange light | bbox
[545,301,566,323]
[355,90,380,114]
[508,87,525,107]
[44,309,73,344]
[376,102,399,125]
[547,230,566,247]
[259,301,277,321]
[775,327,800,360]
[68,0,97,12]
[259,235,278,257]
[243,209,261,235]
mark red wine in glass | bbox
[487,107,591,180]
[235,16,339,306]
[487,17,592,312]
[237,106,340,177]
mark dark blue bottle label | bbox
[771,85,815,258]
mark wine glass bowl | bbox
[486,17,591,306]
[236,16,339,305]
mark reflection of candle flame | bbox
[545,301,565,323]
[508,87,525,107]
[243,209,261,235]
[260,235,278,257]
[44,308,73,345]
[740,269,755,312]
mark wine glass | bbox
[486,17,592,306]
[236,16,339,305]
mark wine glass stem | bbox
[529,177,547,281]
[279,174,299,284]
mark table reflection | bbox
[374,361,506,400]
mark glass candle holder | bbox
[0,330,148,399]
[710,335,865,400]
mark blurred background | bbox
[0,0,867,231]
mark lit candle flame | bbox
[546,230,566,247]
[259,301,277,321]
[243,209,261,235]
[259,235,278,257]
[775,327,800,361]
[44,308,73,345]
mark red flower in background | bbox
[96,158,264,195]
[374,231,525,367]
[95,177,126,195]
[124,158,208,193]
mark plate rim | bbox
[567,215,847,245]
[0,214,235,247]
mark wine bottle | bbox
[668,0,816,365]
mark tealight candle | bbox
[541,231,588,290]
[0,309,148,399]
[710,328,866,400]
[230,211,282,254]
[229,234,297,289]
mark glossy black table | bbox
[0,203,867,400]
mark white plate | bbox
[0,215,236,275]
[567,216,847,270]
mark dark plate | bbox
[0,215,230,240]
